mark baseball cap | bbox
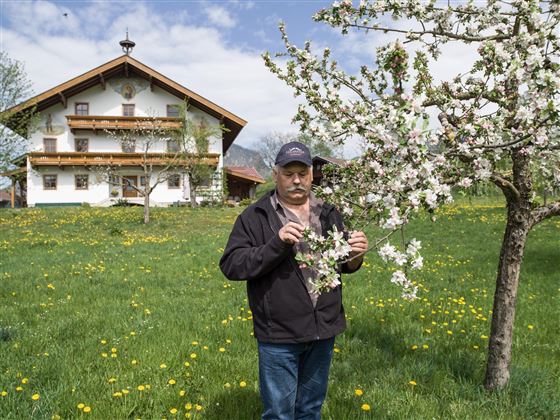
[274,141,312,167]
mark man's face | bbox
[273,162,312,205]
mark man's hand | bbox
[347,231,368,270]
[278,222,305,244]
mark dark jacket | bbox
[219,191,361,343]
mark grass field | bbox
[0,201,558,419]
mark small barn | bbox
[225,166,265,201]
[312,156,347,186]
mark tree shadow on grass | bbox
[204,388,261,420]
[344,319,485,386]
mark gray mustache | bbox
[287,186,307,192]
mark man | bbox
[220,141,368,420]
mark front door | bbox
[122,176,138,198]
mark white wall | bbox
[27,75,225,206]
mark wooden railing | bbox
[28,152,219,167]
[66,115,183,132]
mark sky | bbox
[0,0,478,158]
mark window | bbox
[75,174,89,190]
[75,103,89,116]
[199,174,212,188]
[44,138,57,152]
[123,104,135,117]
[168,174,181,189]
[167,139,180,153]
[167,105,180,118]
[121,139,136,153]
[75,138,89,152]
[140,176,148,187]
[43,175,57,190]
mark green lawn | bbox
[0,202,558,419]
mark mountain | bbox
[224,144,270,178]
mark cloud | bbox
[203,5,237,29]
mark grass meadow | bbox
[0,201,558,419]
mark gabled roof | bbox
[5,54,247,153]
[225,166,266,184]
[312,156,347,166]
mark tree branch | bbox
[490,173,520,202]
[347,24,511,42]
[531,201,560,227]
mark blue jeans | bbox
[258,337,335,420]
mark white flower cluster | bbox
[378,239,421,299]
[296,226,353,295]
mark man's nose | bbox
[292,174,301,184]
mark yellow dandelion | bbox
[113,392,122,398]
[32,393,40,401]
[21,378,28,384]
[52,415,61,420]
[195,404,202,411]
[111,347,117,353]
[160,363,167,369]
[446,330,453,335]
[185,403,193,410]
[137,385,145,391]
[480,335,488,339]
[185,414,191,419]
[355,389,363,396]
[170,408,178,414]
[224,383,231,388]
[409,380,417,386]
[422,344,429,349]
[361,403,371,411]
[528,325,534,330]
[122,389,130,395]
[239,381,247,388]
[16,386,23,392]
[473,345,479,350]
[179,390,186,396]
[77,403,85,409]
[184,361,190,367]
[191,341,198,345]
[190,353,197,359]
[168,379,176,385]
[101,352,108,358]
[1,391,7,397]
[411,345,418,350]
[83,406,91,413]
[132,359,138,365]
[219,347,226,352]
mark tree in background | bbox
[99,116,179,224]
[264,0,559,390]
[257,131,342,171]
[0,51,37,174]
[172,103,225,208]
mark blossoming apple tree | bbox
[264,0,559,390]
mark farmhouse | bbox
[1,36,249,208]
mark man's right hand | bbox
[278,222,305,244]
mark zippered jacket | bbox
[219,191,362,343]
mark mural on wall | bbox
[109,77,149,100]
[39,113,65,136]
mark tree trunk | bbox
[189,179,197,208]
[144,194,150,224]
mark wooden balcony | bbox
[66,115,183,133]
[28,152,219,167]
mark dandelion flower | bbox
[195,405,202,411]
[409,380,417,386]
[355,389,363,396]
[168,379,176,385]
[32,393,40,400]
[77,403,85,409]
[422,344,429,349]
[361,404,371,411]
[21,378,28,384]
[190,353,197,359]
[137,385,145,391]
[83,406,91,413]
[528,325,534,330]
[108,377,116,383]
[185,403,192,410]
[184,362,190,367]
[179,390,186,396]
[16,387,23,392]
[219,348,226,353]
[160,363,167,369]
[239,381,247,388]
[224,383,231,388]
[411,345,418,350]
[170,408,178,414]
[1,391,7,397]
